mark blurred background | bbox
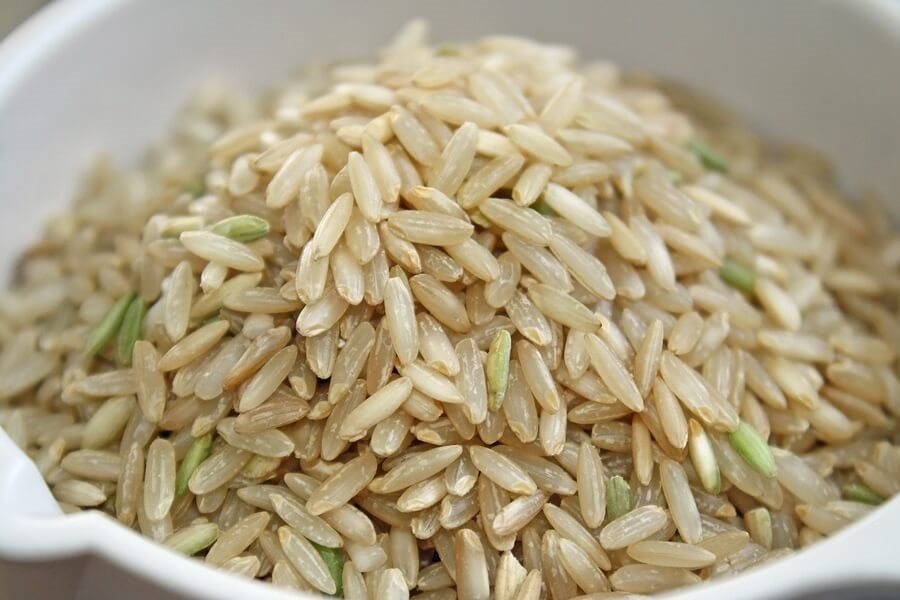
[1,0,45,37]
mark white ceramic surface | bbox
[1,1,899,598]
[0,0,46,37]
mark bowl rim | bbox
[1,1,900,599]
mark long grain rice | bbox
[179,231,264,272]
[459,155,526,210]
[5,24,900,600]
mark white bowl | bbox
[1,1,900,598]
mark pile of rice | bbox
[2,20,900,599]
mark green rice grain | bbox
[728,421,777,478]
[720,257,756,294]
[843,482,884,505]
[116,295,146,366]
[687,139,730,173]
[84,292,136,357]
[183,181,205,198]
[211,214,270,243]
[606,475,631,521]
[313,542,344,596]
[175,433,213,497]
[486,329,511,411]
